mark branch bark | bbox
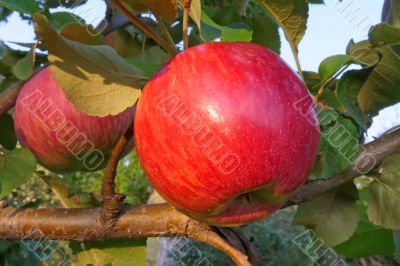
[0,81,23,117]
[183,0,192,50]
[288,126,400,205]
[100,125,133,228]
[0,204,250,266]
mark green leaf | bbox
[254,0,308,49]
[346,40,400,115]
[49,12,85,32]
[303,71,321,92]
[336,69,371,129]
[40,174,95,208]
[1,47,24,67]
[369,23,400,46]
[0,113,17,150]
[201,12,252,42]
[293,183,359,247]
[367,154,400,230]
[127,46,172,77]
[0,148,36,198]
[334,190,396,258]
[312,110,359,180]
[60,22,104,45]
[318,54,353,84]
[0,0,41,14]
[249,13,280,54]
[347,40,380,67]
[34,14,143,117]
[70,239,146,266]
[11,46,35,81]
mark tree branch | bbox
[100,125,133,228]
[288,126,400,205]
[183,0,192,50]
[0,81,23,117]
[0,204,250,266]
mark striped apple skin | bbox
[135,42,320,226]
[14,67,135,173]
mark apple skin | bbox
[134,42,320,226]
[14,67,135,173]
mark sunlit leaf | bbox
[71,239,146,266]
[254,0,308,50]
[367,154,400,230]
[34,14,143,117]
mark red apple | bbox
[134,42,320,226]
[14,67,135,173]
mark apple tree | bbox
[0,0,400,265]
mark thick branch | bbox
[0,204,250,266]
[288,126,400,205]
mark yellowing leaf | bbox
[34,14,143,117]
[178,0,202,30]
[60,22,104,45]
[254,0,308,50]
[71,239,146,266]
[367,154,400,230]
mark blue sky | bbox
[0,0,398,139]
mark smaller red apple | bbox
[14,67,135,173]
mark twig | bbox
[110,0,178,54]
[99,15,131,36]
[0,204,250,266]
[183,0,192,50]
[100,125,133,228]
[0,81,23,117]
[288,126,400,205]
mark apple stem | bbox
[110,0,178,55]
[183,0,192,50]
[100,125,133,228]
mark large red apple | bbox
[134,42,320,226]
[14,67,135,173]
